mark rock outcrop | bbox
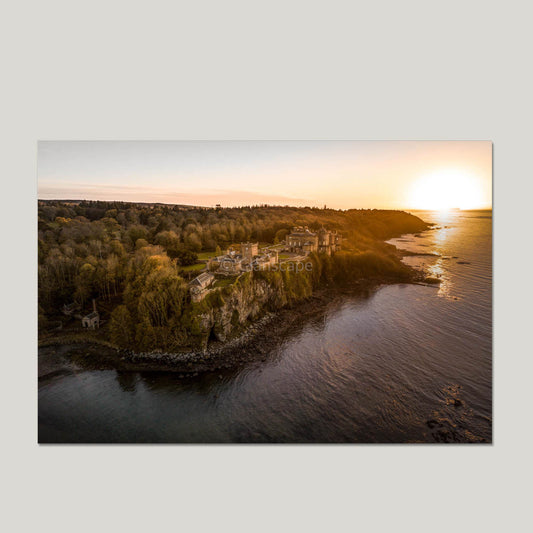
[197,273,299,345]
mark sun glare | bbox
[407,170,484,211]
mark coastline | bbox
[39,279,395,378]
[39,224,435,379]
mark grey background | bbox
[1,1,530,532]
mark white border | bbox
[2,1,530,531]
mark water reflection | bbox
[38,210,492,443]
[429,209,458,226]
[115,371,138,392]
[426,258,453,298]
[388,210,469,300]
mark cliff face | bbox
[196,270,312,346]
[101,211,428,354]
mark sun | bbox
[407,170,484,210]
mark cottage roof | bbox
[190,272,214,288]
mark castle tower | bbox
[241,242,258,261]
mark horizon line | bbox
[37,197,493,211]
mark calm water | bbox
[39,210,492,443]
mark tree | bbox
[177,249,198,266]
[38,199,428,349]
[127,225,149,248]
[154,230,180,249]
[275,228,289,243]
[135,238,149,250]
[109,305,134,347]
[74,262,96,305]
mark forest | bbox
[38,200,428,351]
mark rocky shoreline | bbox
[39,229,433,379]
[39,280,390,378]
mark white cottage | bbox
[82,300,100,329]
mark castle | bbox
[286,226,341,255]
[212,242,278,275]
[189,228,341,301]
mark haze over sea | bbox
[39,210,492,443]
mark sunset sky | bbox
[38,141,492,210]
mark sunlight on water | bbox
[429,214,454,298]
[39,210,492,443]
[426,258,451,298]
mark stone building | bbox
[62,302,80,316]
[212,243,278,275]
[213,251,244,275]
[82,299,100,329]
[251,250,278,270]
[241,242,259,260]
[189,272,215,302]
[317,227,341,255]
[286,226,340,255]
[286,226,319,253]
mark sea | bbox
[38,209,492,443]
